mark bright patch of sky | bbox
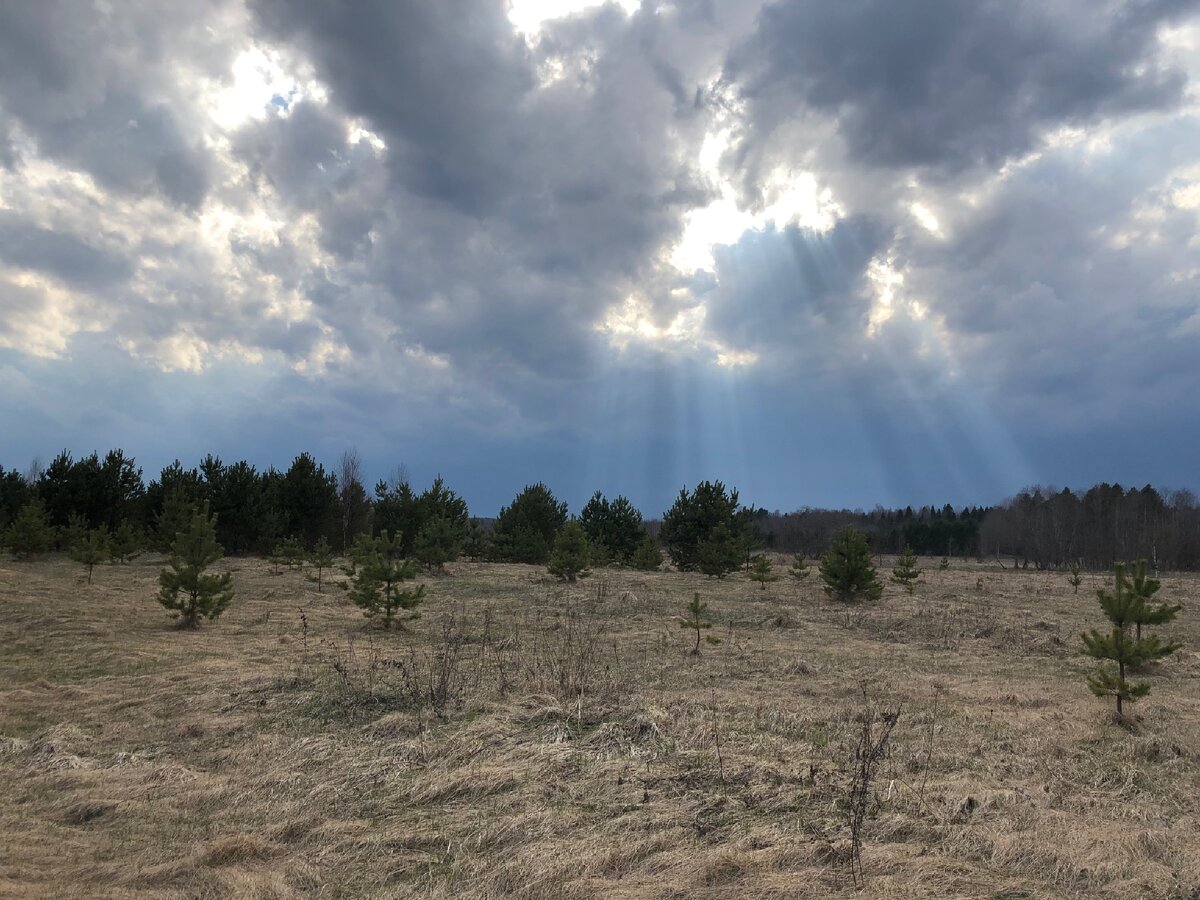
[508,0,640,36]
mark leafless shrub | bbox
[840,689,902,888]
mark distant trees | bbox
[2,501,54,559]
[490,483,568,564]
[579,492,645,564]
[157,503,233,628]
[820,527,883,603]
[631,535,663,571]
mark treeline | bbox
[744,505,989,558]
[979,484,1200,571]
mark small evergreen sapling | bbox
[1067,563,1083,595]
[414,516,461,572]
[157,503,233,628]
[820,528,883,603]
[680,592,719,655]
[631,534,663,571]
[548,520,591,582]
[2,500,54,559]
[938,557,950,572]
[345,531,425,629]
[274,535,305,570]
[891,545,921,594]
[748,554,778,590]
[307,535,334,592]
[1127,559,1180,641]
[70,528,110,584]
[111,521,143,563]
[789,553,811,581]
[1081,563,1180,716]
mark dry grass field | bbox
[2,554,1199,899]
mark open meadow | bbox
[2,555,1199,899]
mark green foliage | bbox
[273,535,305,569]
[679,592,718,655]
[1068,563,1083,594]
[462,518,488,560]
[820,527,883,603]
[157,502,233,628]
[1081,562,1181,715]
[37,448,144,531]
[154,487,199,553]
[548,520,592,582]
[579,492,645,565]
[414,516,462,572]
[374,475,469,558]
[307,535,335,592]
[2,500,54,559]
[659,481,745,572]
[697,522,742,578]
[60,512,89,552]
[748,554,778,590]
[490,483,568,564]
[344,531,425,628]
[939,557,950,571]
[111,520,143,563]
[789,553,811,581]
[890,545,921,594]
[1127,558,1180,639]
[69,528,110,584]
[631,533,663,571]
[278,453,339,548]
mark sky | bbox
[1,0,1199,517]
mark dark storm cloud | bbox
[0,211,133,289]
[728,0,1193,175]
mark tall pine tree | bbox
[157,503,233,628]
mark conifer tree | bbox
[274,535,305,570]
[111,521,143,563]
[345,531,425,629]
[307,535,334,592]
[60,512,89,552]
[463,518,488,560]
[2,500,54,559]
[155,488,198,553]
[157,503,233,628]
[70,528,110,584]
[548,520,591,583]
[697,523,742,578]
[1081,562,1180,716]
[820,527,883,603]
[631,533,663,571]
[1126,558,1180,640]
[1067,563,1083,595]
[789,553,811,581]
[414,516,462,572]
[938,557,950,572]
[890,545,921,594]
[748,554,778,590]
[679,592,719,655]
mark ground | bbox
[1,554,1198,899]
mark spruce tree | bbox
[307,535,334,592]
[1127,559,1180,641]
[345,531,425,629]
[631,533,663,571]
[70,528,110,584]
[548,520,591,583]
[820,527,883,603]
[679,592,719,655]
[1081,563,1180,716]
[2,500,54,559]
[157,503,233,628]
[1067,563,1083,595]
[748,554,778,590]
[111,521,143,563]
[890,545,921,594]
[789,553,811,581]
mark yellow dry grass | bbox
[1,554,1198,899]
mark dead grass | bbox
[1,554,1198,898]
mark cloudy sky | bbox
[1,0,1199,516]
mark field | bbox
[1,554,1199,899]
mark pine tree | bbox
[70,528,110,584]
[157,503,233,628]
[155,488,198,553]
[307,535,334,592]
[111,521,143,563]
[631,534,663,571]
[274,535,305,570]
[1067,563,1083,595]
[748,554,778,590]
[820,527,883,603]
[789,553,811,581]
[414,516,462,572]
[679,592,719,655]
[890,545,921,594]
[463,518,489,560]
[2,500,54,559]
[548,520,591,583]
[697,523,741,578]
[1126,559,1180,641]
[345,531,425,629]
[1081,563,1180,716]
[938,557,950,572]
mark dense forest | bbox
[2,449,1198,570]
